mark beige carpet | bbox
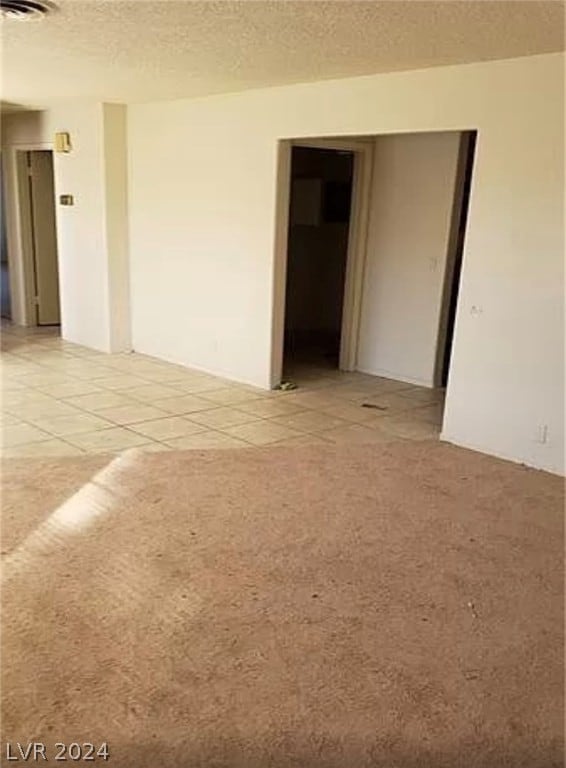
[1,441,563,767]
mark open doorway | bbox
[1,157,11,320]
[16,149,60,326]
[272,131,477,444]
[436,131,477,388]
[283,146,354,375]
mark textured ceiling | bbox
[1,0,564,110]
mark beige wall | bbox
[357,131,462,387]
[128,53,564,473]
[103,104,131,352]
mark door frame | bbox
[270,137,374,387]
[8,141,55,326]
[26,150,61,326]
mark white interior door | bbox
[29,151,60,325]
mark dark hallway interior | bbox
[1,159,11,320]
[283,146,354,374]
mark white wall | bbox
[128,106,277,385]
[128,53,564,474]
[1,103,131,352]
[357,131,461,387]
[50,105,110,350]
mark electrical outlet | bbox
[536,424,548,444]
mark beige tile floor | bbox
[0,325,445,457]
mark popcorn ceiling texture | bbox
[1,440,563,766]
[3,0,564,108]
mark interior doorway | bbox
[272,131,476,421]
[16,149,60,326]
[272,137,374,389]
[283,146,354,374]
[1,157,11,320]
[436,131,477,388]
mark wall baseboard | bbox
[355,365,435,389]
[440,431,564,477]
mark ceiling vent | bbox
[0,0,56,19]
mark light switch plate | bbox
[54,132,72,153]
[59,194,74,206]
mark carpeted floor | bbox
[1,441,563,767]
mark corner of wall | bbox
[102,103,132,353]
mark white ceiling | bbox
[1,0,564,110]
